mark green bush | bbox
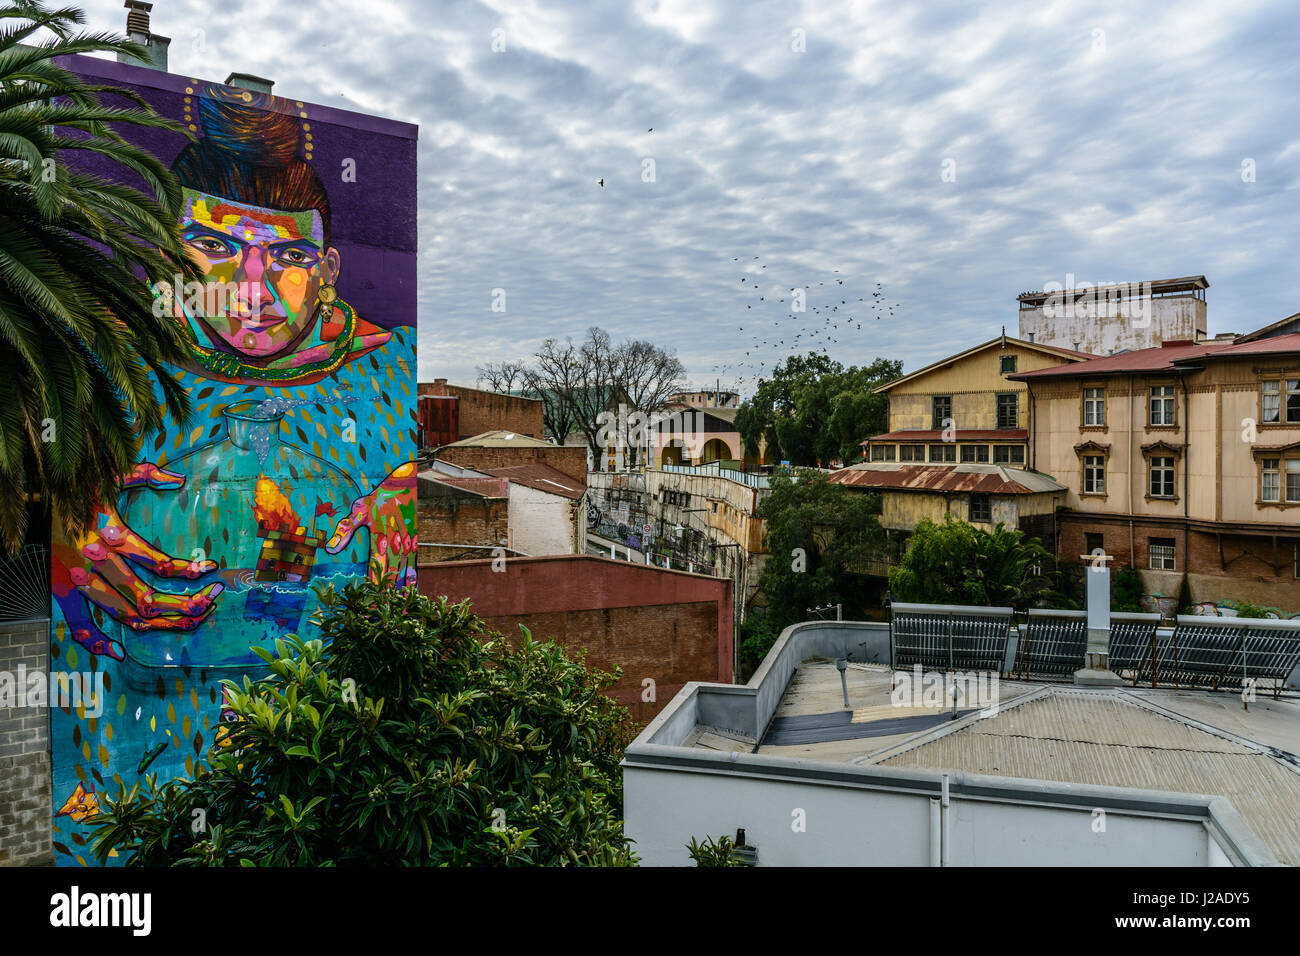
[687,834,745,866]
[1232,600,1270,619]
[738,617,780,672]
[1112,566,1144,613]
[87,578,637,866]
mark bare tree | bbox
[510,327,688,463]
[476,360,527,394]
[522,338,583,445]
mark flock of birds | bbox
[710,254,902,389]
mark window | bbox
[1262,458,1280,502]
[1085,532,1104,557]
[1000,355,1017,374]
[993,445,1025,465]
[960,444,990,463]
[870,444,895,462]
[1288,460,1300,503]
[898,444,925,461]
[1149,537,1176,571]
[1149,385,1175,426]
[1084,456,1105,494]
[1263,381,1281,423]
[1083,388,1105,426]
[969,493,991,523]
[996,393,1019,429]
[1261,379,1300,424]
[932,395,952,430]
[1149,456,1175,498]
[929,443,956,463]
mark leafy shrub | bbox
[687,834,744,866]
[87,578,637,866]
[1112,566,1144,613]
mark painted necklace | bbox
[185,301,358,382]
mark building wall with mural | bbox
[47,56,417,865]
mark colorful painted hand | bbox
[326,462,418,587]
[51,462,222,661]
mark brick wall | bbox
[418,494,509,562]
[486,603,716,723]
[419,555,732,723]
[0,618,52,866]
[437,445,588,487]
[419,380,544,440]
[1059,514,1300,612]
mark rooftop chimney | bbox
[117,1,170,72]
[225,72,275,95]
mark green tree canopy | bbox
[755,471,886,634]
[887,515,1057,610]
[88,579,637,866]
[736,353,901,467]
[0,1,205,549]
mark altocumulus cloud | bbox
[76,0,1300,391]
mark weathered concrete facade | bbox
[1017,276,1209,356]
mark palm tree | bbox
[0,0,202,551]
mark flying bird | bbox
[597,178,604,187]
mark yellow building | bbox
[863,334,1090,466]
[1010,332,1300,612]
[833,335,1083,570]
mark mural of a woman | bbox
[49,72,418,864]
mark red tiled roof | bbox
[482,463,586,499]
[863,429,1027,444]
[829,464,1064,495]
[1010,334,1300,380]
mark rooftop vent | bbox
[225,72,275,95]
[118,1,170,71]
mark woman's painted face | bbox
[177,188,341,358]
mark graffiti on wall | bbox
[48,62,418,865]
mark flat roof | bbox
[728,659,1300,865]
[1016,275,1209,306]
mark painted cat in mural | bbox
[50,84,415,663]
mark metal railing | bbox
[889,602,1014,673]
[895,604,1300,694]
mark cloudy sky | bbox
[78,0,1300,394]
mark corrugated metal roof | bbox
[441,429,554,448]
[877,690,1300,866]
[1012,333,1300,380]
[828,463,1065,495]
[482,463,585,499]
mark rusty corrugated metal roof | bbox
[828,463,1064,495]
[482,463,586,499]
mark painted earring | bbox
[317,284,338,307]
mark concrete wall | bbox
[506,484,580,556]
[418,555,733,723]
[1019,294,1206,355]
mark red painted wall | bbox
[419,555,734,720]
